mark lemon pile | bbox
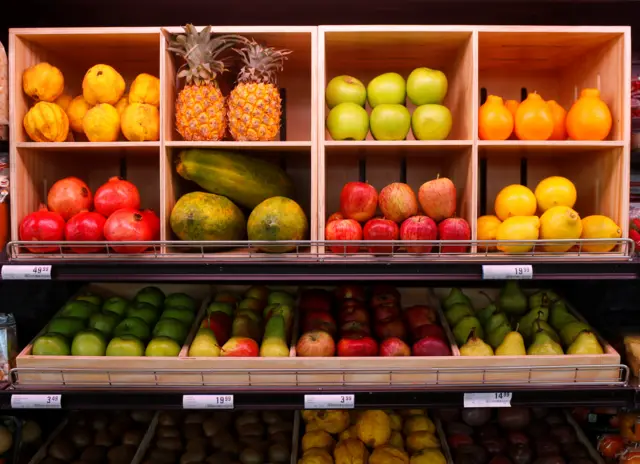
[478,176,621,253]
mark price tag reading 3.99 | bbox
[304,394,355,409]
[482,265,533,280]
[183,394,234,410]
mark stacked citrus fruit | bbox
[477,176,621,253]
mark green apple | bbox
[326,103,369,141]
[188,328,220,357]
[102,296,129,317]
[237,298,265,314]
[126,302,159,326]
[244,285,270,302]
[152,318,188,344]
[59,301,99,320]
[134,286,165,308]
[87,311,120,337]
[370,104,411,141]
[71,329,107,356]
[326,75,367,109]
[206,301,234,317]
[47,317,86,338]
[106,335,145,357]
[407,67,448,105]
[145,337,181,357]
[113,317,151,342]
[32,333,70,356]
[367,72,406,108]
[268,291,295,307]
[75,293,103,307]
[160,307,195,327]
[411,104,453,141]
[164,293,196,312]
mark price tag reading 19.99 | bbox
[482,265,533,280]
[304,394,355,409]
[183,394,234,410]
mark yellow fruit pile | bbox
[22,62,160,142]
[299,409,447,464]
[477,176,621,253]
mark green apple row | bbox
[31,286,199,357]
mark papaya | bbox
[247,197,308,253]
[176,149,296,209]
[170,192,246,241]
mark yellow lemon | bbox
[580,215,621,252]
[496,216,540,253]
[494,185,537,221]
[82,103,120,142]
[534,176,577,213]
[539,206,582,252]
[477,215,502,251]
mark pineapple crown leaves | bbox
[168,24,249,86]
[233,39,292,85]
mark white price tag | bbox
[183,394,234,409]
[482,265,532,280]
[2,265,52,280]
[11,394,61,409]
[304,394,355,409]
[464,392,512,408]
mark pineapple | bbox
[227,40,292,141]
[168,25,245,141]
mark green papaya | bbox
[170,192,246,241]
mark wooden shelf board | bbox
[16,142,161,153]
[478,140,625,153]
[165,141,313,151]
[324,140,472,155]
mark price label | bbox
[482,265,532,280]
[183,394,234,409]
[304,394,355,409]
[1,265,52,280]
[11,394,61,409]
[464,392,512,408]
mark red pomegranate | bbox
[47,176,93,221]
[140,209,160,240]
[19,205,65,253]
[104,208,152,253]
[65,211,107,253]
[94,177,141,217]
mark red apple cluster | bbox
[295,284,452,357]
[326,178,471,254]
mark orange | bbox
[546,100,567,140]
[566,88,612,141]
[478,95,513,141]
[514,93,554,140]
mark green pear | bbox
[259,315,289,357]
[529,290,560,309]
[519,309,549,340]
[459,328,494,356]
[560,321,591,346]
[188,328,221,357]
[549,301,579,330]
[496,331,526,356]
[476,291,498,326]
[531,318,561,344]
[444,303,474,327]
[567,331,604,355]
[443,288,472,310]
[453,316,483,346]
[498,281,527,316]
[485,312,509,334]
[528,329,564,355]
[487,322,513,349]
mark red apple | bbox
[337,335,378,356]
[400,215,438,253]
[375,317,408,341]
[370,285,401,307]
[297,331,336,357]
[327,212,344,223]
[339,306,370,325]
[379,182,419,223]
[303,310,337,336]
[340,182,378,222]
[438,217,471,253]
[363,218,399,254]
[412,336,452,356]
[418,176,457,222]
[412,323,446,342]
[335,285,366,302]
[220,337,260,357]
[200,312,232,346]
[300,289,333,312]
[340,321,371,337]
[404,305,437,329]
[380,337,411,356]
[326,219,363,254]
[374,303,401,322]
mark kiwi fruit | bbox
[183,423,203,440]
[156,437,183,451]
[80,445,108,462]
[94,430,115,447]
[157,426,181,439]
[147,448,177,464]
[107,444,137,463]
[48,438,76,461]
[68,427,93,448]
[180,449,206,464]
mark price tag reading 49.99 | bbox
[183,394,234,410]
[2,265,52,280]
[482,265,533,280]
[304,394,355,409]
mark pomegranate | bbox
[94,177,141,217]
[103,208,152,253]
[19,205,65,253]
[140,209,160,240]
[64,211,107,253]
[47,176,93,221]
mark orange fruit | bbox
[478,95,513,141]
[514,93,554,140]
[566,88,612,141]
[546,100,567,140]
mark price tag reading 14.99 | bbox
[482,265,533,280]
[463,392,512,408]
